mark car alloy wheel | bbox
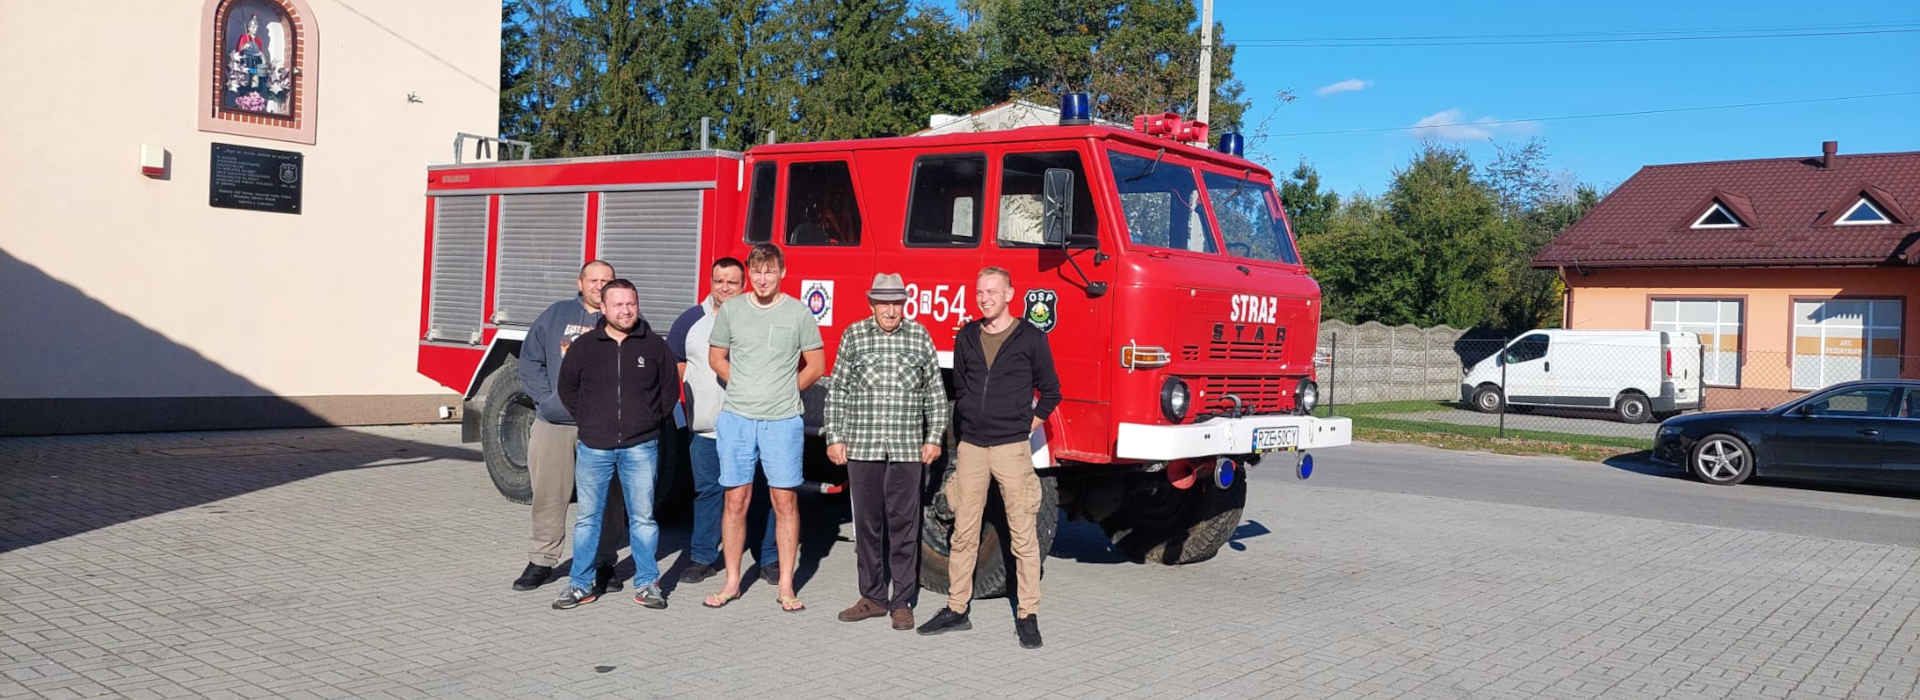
[1691,435,1751,485]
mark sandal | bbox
[778,595,806,613]
[703,591,742,609]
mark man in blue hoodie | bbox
[511,260,626,594]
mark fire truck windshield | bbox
[1201,172,1301,265]
[1109,150,1218,254]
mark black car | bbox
[1653,380,1920,488]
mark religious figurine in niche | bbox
[223,9,293,116]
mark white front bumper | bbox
[1114,414,1353,461]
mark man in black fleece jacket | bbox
[917,266,1060,649]
[552,280,679,610]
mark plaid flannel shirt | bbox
[821,317,950,462]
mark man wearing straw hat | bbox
[823,273,950,631]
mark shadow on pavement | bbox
[0,428,481,554]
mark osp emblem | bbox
[1023,288,1058,333]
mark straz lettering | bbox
[1230,294,1278,324]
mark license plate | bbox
[1253,426,1298,452]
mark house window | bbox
[1792,299,1903,390]
[1690,201,1743,229]
[1837,198,1892,225]
[1651,299,1743,387]
[785,161,862,246]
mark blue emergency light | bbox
[1217,132,1245,157]
[1059,93,1092,126]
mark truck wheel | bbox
[1471,385,1504,413]
[1140,470,1248,565]
[919,464,1060,599]
[1615,392,1652,424]
[478,361,535,504]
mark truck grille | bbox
[1206,324,1287,361]
[1192,375,1288,413]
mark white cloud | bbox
[1410,109,1538,141]
[1315,79,1371,97]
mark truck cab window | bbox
[1109,150,1216,253]
[904,154,985,247]
[998,151,1097,247]
[1202,172,1299,264]
[785,161,861,246]
[744,162,776,243]
[1506,335,1549,363]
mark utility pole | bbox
[1195,0,1214,130]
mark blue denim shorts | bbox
[715,411,805,489]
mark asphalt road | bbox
[1298,441,1920,547]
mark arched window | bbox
[199,0,318,144]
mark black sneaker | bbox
[633,585,668,609]
[680,561,720,585]
[758,563,780,586]
[551,587,598,610]
[1015,615,1042,649]
[916,607,971,636]
[593,564,624,595]
[512,563,553,591]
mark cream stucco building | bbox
[0,0,500,434]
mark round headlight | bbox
[1161,377,1190,423]
[1295,380,1319,414]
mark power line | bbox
[1238,27,1920,48]
[1274,91,1920,138]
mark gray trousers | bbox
[528,417,625,568]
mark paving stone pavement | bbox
[1,425,1916,699]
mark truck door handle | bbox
[1859,429,1880,437]
[1544,362,1550,372]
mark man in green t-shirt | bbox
[702,243,825,612]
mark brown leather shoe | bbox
[837,598,886,622]
[890,606,913,630]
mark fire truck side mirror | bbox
[1042,168,1074,248]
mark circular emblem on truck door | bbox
[1024,288,1058,333]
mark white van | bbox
[1460,330,1704,423]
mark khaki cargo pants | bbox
[945,440,1041,618]
[528,417,624,568]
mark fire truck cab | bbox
[418,105,1350,594]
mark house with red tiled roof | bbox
[1533,141,1920,406]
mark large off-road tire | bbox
[1140,470,1249,565]
[918,458,1060,599]
[478,361,536,504]
[1101,469,1247,565]
[476,359,688,519]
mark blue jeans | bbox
[571,440,661,592]
[689,434,779,567]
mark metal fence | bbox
[1317,332,1919,442]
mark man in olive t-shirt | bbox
[702,243,826,612]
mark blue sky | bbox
[930,1,1919,198]
[1210,1,1920,197]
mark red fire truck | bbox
[417,103,1351,596]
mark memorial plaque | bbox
[209,143,302,214]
